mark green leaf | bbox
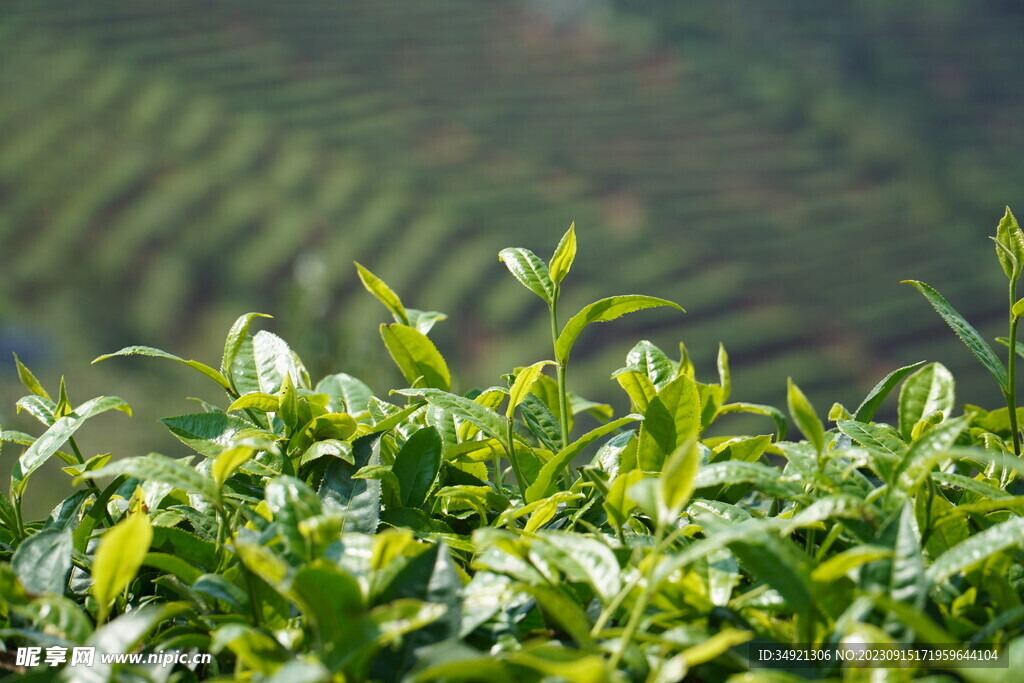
[995,206,1024,280]
[902,280,1008,392]
[889,503,927,610]
[355,261,409,325]
[266,476,324,560]
[716,403,788,440]
[392,427,442,508]
[141,552,203,586]
[12,528,72,595]
[319,435,381,534]
[498,247,556,303]
[406,309,448,335]
[159,412,265,457]
[93,345,230,390]
[853,361,926,422]
[661,438,701,519]
[836,420,906,457]
[222,312,272,379]
[555,295,683,364]
[381,323,451,391]
[211,622,291,675]
[613,369,657,412]
[84,453,220,505]
[393,388,506,442]
[717,343,731,402]
[893,416,968,492]
[812,546,892,583]
[548,222,577,284]
[525,414,641,502]
[227,392,280,413]
[637,374,701,471]
[624,339,677,389]
[212,445,256,489]
[506,361,555,419]
[13,352,50,400]
[92,513,153,621]
[694,461,803,499]
[316,373,373,414]
[897,362,955,439]
[787,378,825,453]
[253,330,299,394]
[13,396,131,495]
[926,516,1024,584]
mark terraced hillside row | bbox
[0,0,1020,443]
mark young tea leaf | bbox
[506,361,555,419]
[380,323,451,391]
[853,360,926,423]
[897,362,955,440]
[787,378,825,453]
[92,512,153,622]
[548,222,577,284]
[902,280,1008,392]
[222,312,272,379]
[995,206,1024,281]
[13,352,50,400]
[498,247,556,304]
[355,261,410,325]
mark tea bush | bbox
[3,214,1024,681]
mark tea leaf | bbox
[392,427,442,508]
[525,414,641,502]
[506,361,555,418]
[227,392,280,413]
[897,362,955,440]
[995,206,1024,280]
[355,261,409,325]
[530,532,621,604]
[222,312,272,379]
[555,295,683,364]
[661,438,701,519]
[84,453,220,505]
[902,280,1008,392]
[624,339,677,389]
[317,373,374,414]
[787,378,825,453]
[393,389,506,442]
[498,247,556,303]
[717,402,788,440]
[12,528,72,595]
[381,323,451,391]
[253,330,299,394]
[927,516,1024,584]
[613,369,657,412]
[14,396,131,495]
[548,222,577,284]
[160,412,266,457]
[92,512,153,621]
[93,346,230,390]
[13,352,50,400]
[853,360,926,422]
[637,374,701,471]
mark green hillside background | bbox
[2,0,1023,512]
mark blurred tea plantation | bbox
[2,0,1024,500]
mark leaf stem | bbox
[1008,279,1021,456]
[505,418,528,496]
[550,288,570,450]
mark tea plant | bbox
[3,216,1024,682]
